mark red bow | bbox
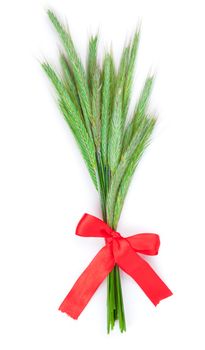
[59,214,172,319]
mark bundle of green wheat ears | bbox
[42,10,157,333]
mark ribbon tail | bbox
[115,241,172,306]
[59,245,115,319]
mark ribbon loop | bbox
[127,233,160,255]
[76,213,113,238]
[59,214,172,319]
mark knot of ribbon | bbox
[59,213,172,319]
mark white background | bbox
[0,0,205,349]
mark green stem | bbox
[97,160,126,333]
[115,265,126,332]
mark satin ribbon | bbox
[59,213,172,319]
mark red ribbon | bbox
[59,214,172,319]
